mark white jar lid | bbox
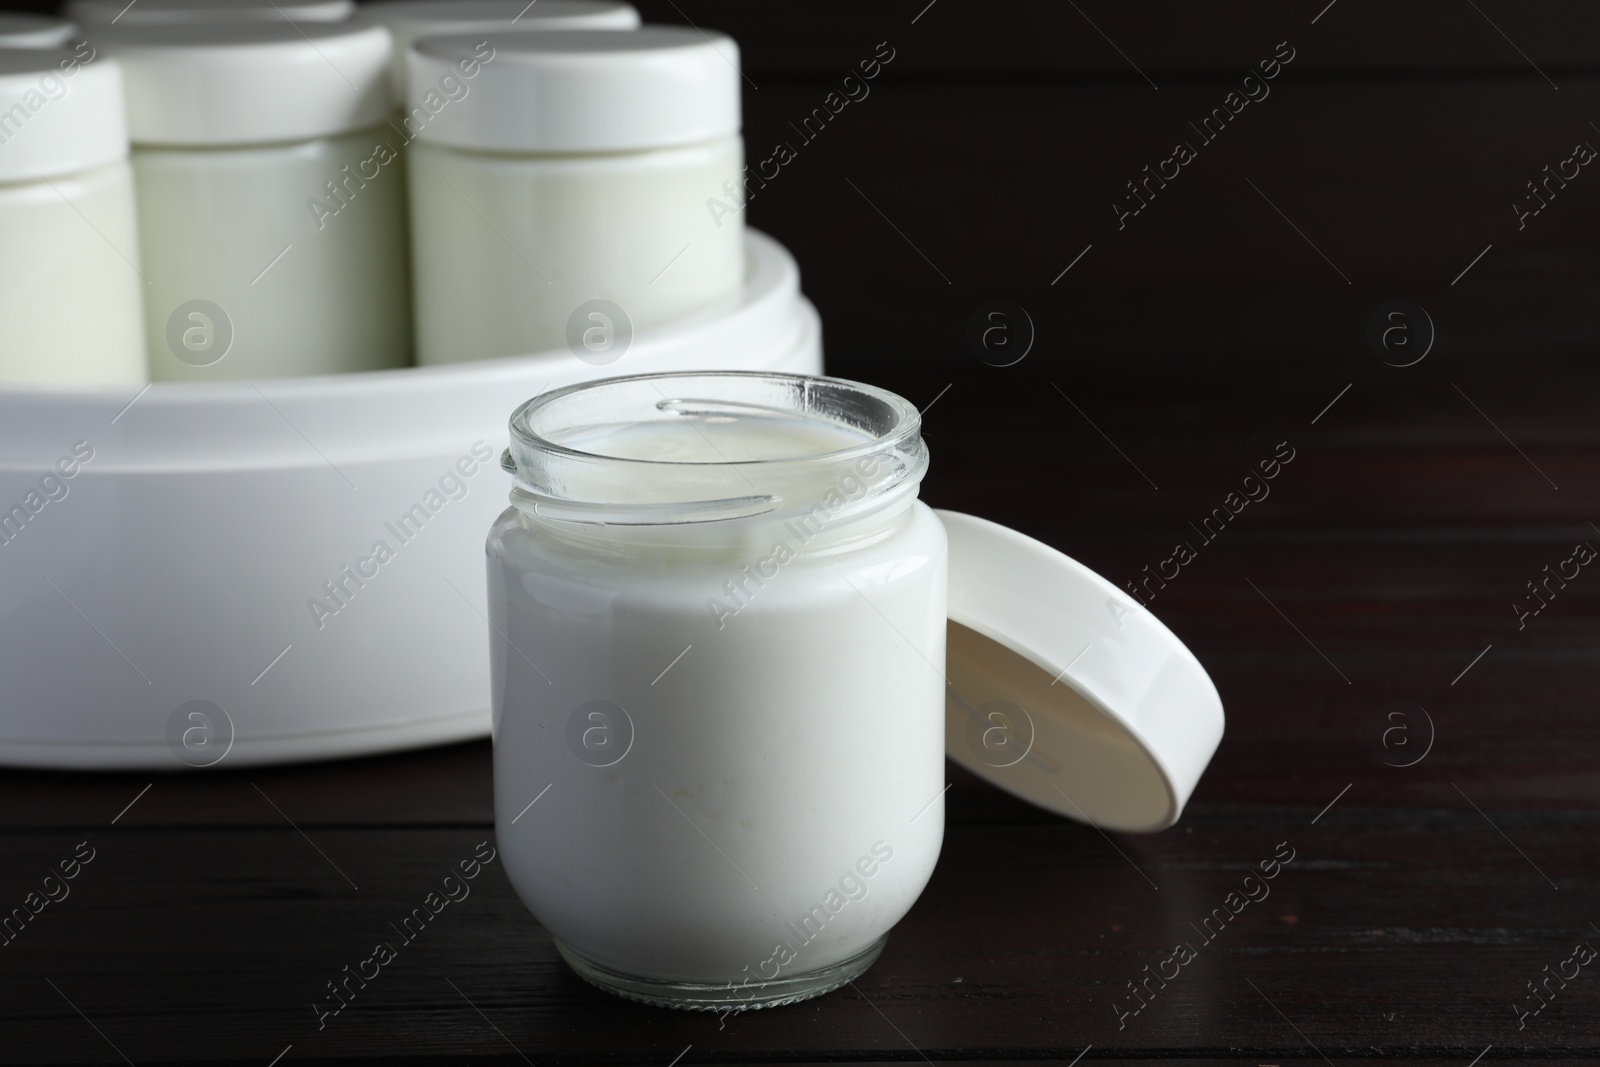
[409,26,740,153]
[0,14,78,48]
[0,48,128,182]
[358,0,638,102]
[90,21,390,145]
[66,0,354,28]
[938,510,1225,833]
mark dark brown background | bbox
[3,1,1599,1063]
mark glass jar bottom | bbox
[554,934,889,1012]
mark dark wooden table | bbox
[4,2,1600,1063]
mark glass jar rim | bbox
[503,371,928,526]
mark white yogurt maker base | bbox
[0,230,820,769]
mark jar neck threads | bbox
[503,372,929,533]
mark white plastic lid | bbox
[66,0,354,28]
[0,48,128,182]
[358,0,638,102]
[409,26,740,153]
[0,13,77,47]
[90,21,391,145]
[938,510,1225,833]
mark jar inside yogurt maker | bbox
[408,28,745,365]
[488,372,1226,1010]
[94,20,411,381]
[0,46,147,386]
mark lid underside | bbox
[937,509,1225,834]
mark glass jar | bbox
[487,371,947,1010]
[0,48,147,386]
[94,22,411,380]
[407,28,745,364]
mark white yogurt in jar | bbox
[487,372,947,1008]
